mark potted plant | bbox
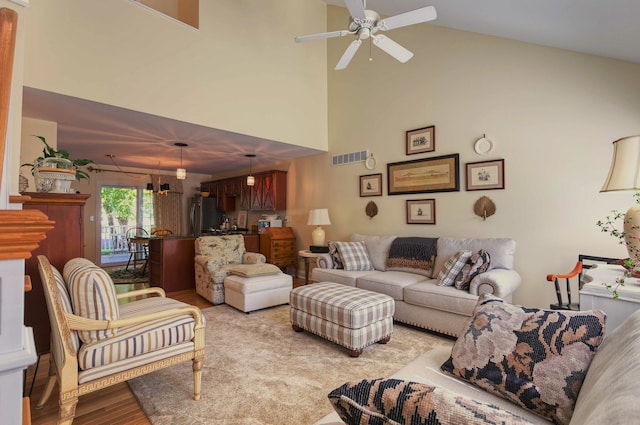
[596,192,640,298]
[21,135,94,192]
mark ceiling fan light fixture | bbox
[175,142,188,180]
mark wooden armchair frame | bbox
[36,255,205,425]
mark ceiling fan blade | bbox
[344,0,366,21]
[295,30,353,43]
[372,34,413,63]
[377,6,437,31]
[335,39,362,70]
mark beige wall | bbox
[22,0,328,151]
[285,6,640,309]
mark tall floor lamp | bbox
[307,208,331,247]
[601,135,640,262]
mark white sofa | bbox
[311,235,521,337]
[315,307,640,425]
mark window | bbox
[100,185,154,265]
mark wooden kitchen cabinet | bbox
[148,237,196,292]
[23,192,90,354]
[201,170,287,212]
[259,227,297,275]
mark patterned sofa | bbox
[194,235,267,304]
[311,234,521,336]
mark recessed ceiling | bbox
[21,0,639,177]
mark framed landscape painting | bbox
[388,153,460,195]
[406,126,435,155]
[406,199,436,224]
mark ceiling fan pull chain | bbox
[369,37,373,61]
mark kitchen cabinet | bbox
[259,227,297,275]
[23,192,90,354]
[201,170,287,212]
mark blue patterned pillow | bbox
[437,250,472,286]
[327,241,343,269]
[441,295,606,425]
[454,249,490,290]
[329,378,535,425]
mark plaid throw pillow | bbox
[335,241,374,271]
[437,250,472,286]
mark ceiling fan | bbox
[294,0,437,70]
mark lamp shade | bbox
[176,168,186,180]
[601,136,640,192]
[307,209,331,226]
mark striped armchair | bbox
[36,255,205,425]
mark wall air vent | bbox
[331,149,369,166]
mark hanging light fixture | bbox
[175,142,188,180]
[246,154,256,186]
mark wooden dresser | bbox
[22,192,90,354]
[259,227,297,275]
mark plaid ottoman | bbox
[290,282,394,357]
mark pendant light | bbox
[175,142,187,180]
[246,154,256,186]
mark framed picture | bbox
[237,210,248,228]
[360,173,382,197]
[406,199,436,224]
[388,153,460,195]
[406,126,435,155]
[466,159,505,191]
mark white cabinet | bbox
[580,264,640,332]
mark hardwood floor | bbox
[27,278,304,424]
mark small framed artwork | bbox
[406,126,435,155]
[360,173,382,197]
[406,199,436,224]
[466,159,505,191]
[237,210,248,228]
[388,153,459,195]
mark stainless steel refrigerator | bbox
[189,195,222,236]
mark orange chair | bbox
[546,261,583,311]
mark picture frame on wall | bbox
[388,153,460,195]
[360,173,382,197]
[406,126,435,155]
[466,159,505,191]
[406,199,436,224]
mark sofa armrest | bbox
[194,254,213,269]
[469,269,521,299]
[316,253,333,269]
[243,252,266,264]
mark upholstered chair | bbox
[194,235,266,304]
[36,255,205,425]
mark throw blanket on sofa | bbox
[386,237,438,277]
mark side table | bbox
[580,264,640,332]
[298,250,322,285]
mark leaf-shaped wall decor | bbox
[365,201,378,219]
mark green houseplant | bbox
[21,135,94,182]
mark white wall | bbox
[22,0,328,151]
[285,6,640,309]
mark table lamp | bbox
[601,135,640,263]
[307,208,331,247]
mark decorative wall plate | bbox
[474,136,494,155]
[365,154,377,170]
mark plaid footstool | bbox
[290,282,394,357]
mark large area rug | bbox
[127,304,454,425]
[105,265,149,284]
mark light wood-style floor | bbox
[26,279,304,425]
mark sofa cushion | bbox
[441,294,606,425]
[51,265,80,353]
[311,268,379,287]
[433,237,515,277]
[357,271,428,300]
[328,378,536,425]
[437,250,472,286]
[454,249,491,290]
[350,233,397,271]
[386,237,437,277]
[403,280,479,316]
[335,241,375,271]
[64,258,120,344]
